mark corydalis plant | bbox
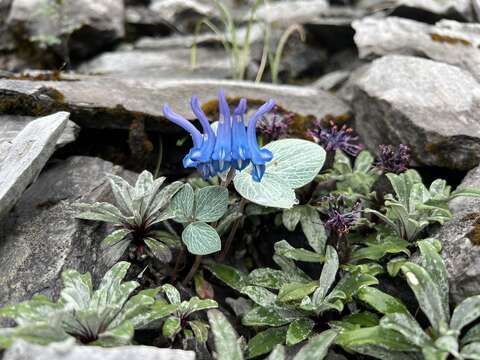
[309,120,363,157]
[322,195,361,236]
[77,170,183,265]
[163,90,275,182]
[257,108,294,143]
[375,144,410,174]
[0,262,177,348]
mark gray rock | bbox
[252,0,329,24]
[437,164,480,304]
[3,339,195,360]
[0,115,80,161]
[0,112,69,219]
[0,77,350,130]
[358,0,474,21]
[6,0,125,59]
[353,16,480,81]
[352,55,480,171]
[313,70,351,91]
[0,156,136,308]
[0,0,14,52]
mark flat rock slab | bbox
[0,156,136,308]
[0,112,69,219]
[0,77,351,130]
[3,340,195,360]
[0,115,80,162]
[352,55,480,171]
[437,164,480,304]
[353,16,480,81]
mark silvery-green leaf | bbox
[450,188,480,200]
[386,170,422,207]
[450,295,480,332]
[293,329,337,360]
[216,207,243,236]
[234,139,326,209]
[248,268,290,290]
[94,320,134,346]
[422,346,448,360]
[163,316,181,338]
[461,342,480,360]
[350,237,410,263]
[112,291,157,328]
[401,262,448,334]
[387,257,408,277]
[60,270,92,310]
[380,313,432,348]
[169,183,194,223]
[313,246,338,304]
[195,186,229,222]
[94,262,137,308]
[101,229,131,247]
[435,335,459,357]
[358,287,409,315]
[300,206,327,254]
[282,207,303,231]
[241,286,276,307]
[267,345,285,360]
[144,237,172,263]
[107,174,134,214]
[247,326,288,359]
[184,297,218,317]
[76,202,125,223]
[182,222,221,255]
[188,320,209,343]
[463,324,480,345]
[242,306,303,327]
[101,237,131,267]
[333,149,352,174]
[149,230,180,247]
[286,318,315,346]
[354,150,375,173]
[331,271,378,301]
[208,309,243,360]
[274,240,323,263]
[278,282,318,303]
[417,240,449,319]
[148,181,184,215]
[7,323,70,346]
[205,263,248,291]
[273,255,312,283]
[0,294,60,324]
[134,170,154,198]
[162,284,181,305]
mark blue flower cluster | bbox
[163,91,275,182]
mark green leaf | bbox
[60,270,92,310]
[293,329,337,360]
[101,229,131,247]
[350,237,410,263]
[313,246,338,304]
[208,309,243,360]
[188,320,209,343]
[205,263,248,291]
[144,237,172,263]
[358,287,409,315]
[380,313,432,347]
[170,183,194,223]
[267,345,285,360]
[450,295,480,332]
[95,320,134,346]
[450,188,480,200]
[242,306,303,327]
[273,255,312,283]
[234,139,326,209]
[463,324,480,345]
[332,271,378,301]
[247,326,288,359]
[162,284,181,304]
[76,202,124,223]
[387,257,408,277]
[241,286,276,307]
[195,185,229,222]
[149,181,184,215]
[182,222,221,255]
[461,342,480,360]
[278,282,318,302]
[162,316,181,338]
[354,150,375,173]
[184,297,218,317]
[282,207,303,231]
[94,261,136,307]
[248,268,290,290]
[401,262,448,334]
[274,240,323,263]
[300,206,327,254]
[286,318,315,346]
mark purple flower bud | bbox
[323,195,361,235]
[257,108,293,143]
[375,144,410,174]
[309,120,363,157]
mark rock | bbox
[0,115,80,160]
[252,0,329,24]
[313,70,351,91]
[352,55,480,171]
[125,5,171,39]
[6,0,125,60]
[358,0,474,21]
[78,47,232,80]
[0,77,351,131]
[0,0,14,52]
[353,16,480,81]
[436,164,480,304]
[475,0,480,20]
[0,112,69,219]
[0,156,136,308]
[3,339,195,360]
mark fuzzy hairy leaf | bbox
[208,309,243,360]
[234,139,326,209]
[450,295,480,332]
[293,329,337,360]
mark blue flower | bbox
[163,91,275,182]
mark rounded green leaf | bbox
[195,186,229,222]
[170,184,194,223]
[234,139,326,209]
[182,222,221,255]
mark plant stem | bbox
[217,197,247,262]
[171,245,185,283]
[183,255,202,285]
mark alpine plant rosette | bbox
[163,90,275,182]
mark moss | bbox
[430,33,472,46]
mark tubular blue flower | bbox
[231,98,251,171]
[163,104,203,168]
[247,99,275,182]
[211,91,232,173]
[190,95,216,163]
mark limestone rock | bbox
[352,55,480,170]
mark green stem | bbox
[217,197,247,262]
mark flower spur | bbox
[162,91,276,182]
